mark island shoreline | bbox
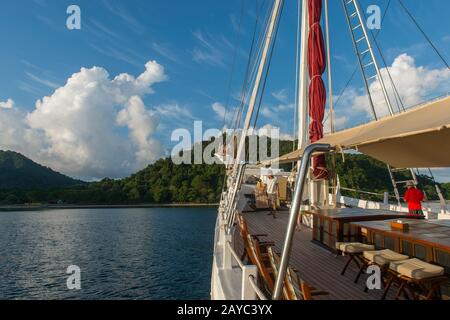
[0,203,219,212]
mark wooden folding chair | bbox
[236,213,275,293]
[335,242,375,276]
[267,247,328,300]
[236,213,274,261]
[387,258,448,300]
[247,237,275,294]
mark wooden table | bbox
[351,219,450,297]
[351,219,450,267]
[303,208,411,250]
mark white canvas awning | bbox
[268,96,450,168]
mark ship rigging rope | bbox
[334,0,443,195]
[360,0,442,188]
[397,0,450,70]
[220,0,273,194]
[238,1,273,128]
[220,0,265,182]
[227,0,261,132]
[366,0,444,199]
[328,0,392,121]
[230,0,272,133]
[221,0,246,130]
[252,0,285,130]
[357,0,405,113]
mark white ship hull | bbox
[210,189,450,300]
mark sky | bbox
[0,0,449,181]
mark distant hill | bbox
[0,140,448,205]
[0,150,84,190]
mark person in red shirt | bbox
[404,181,425,217]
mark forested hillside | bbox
[1,143,448,205]
[0,151,84,190]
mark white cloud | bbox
[155,103,193,120]
[211,102,226,119]
[0,99,14,109]
[257,124,294,141]
[0,107,26,149]
[211,102,235,126]
[271,89,289,103]
[90,43,142,67]
[101,0,146,34]
[26,71,59,89]
[192,30,230,67]
[117,96,163,168]
[261,106,275,119]
[0,60,168,180]
[350,54,450,118]
[430,168,450,183]
[230,14,245,34]
[324,115,349,134]
[151,42,179,63]
[260,103,294,123]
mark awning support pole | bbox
[272,143,332,300]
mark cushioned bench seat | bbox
[336,242,375,254]
[389,258,445,280]
[363,249,409,266]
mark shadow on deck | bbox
[234,210,394,300]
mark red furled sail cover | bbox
[308,0,328,180]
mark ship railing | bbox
[337,187,394,199]
[273,143,333,299]
[334,186,449,214]
[223,239,268,300]
[248,275,268,301]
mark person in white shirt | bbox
[260,165,271,185]
[266,170,278,218]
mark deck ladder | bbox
[342,0,422,206]
[387,166,419,205]
[341,0,395,119]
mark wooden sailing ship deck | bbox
[234,209,397,300]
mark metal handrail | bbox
[248,275,268,300]
[338,187,395,198]
[226,164,248,234]
[273,143,332,300]
[225,240,269,300]
[226,241,244,269]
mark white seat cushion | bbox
[363,249,409,266]
[389,258,445,280]
[336,242,375,254]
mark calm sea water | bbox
[0,207,217,300]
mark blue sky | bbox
[0,0,449,180]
